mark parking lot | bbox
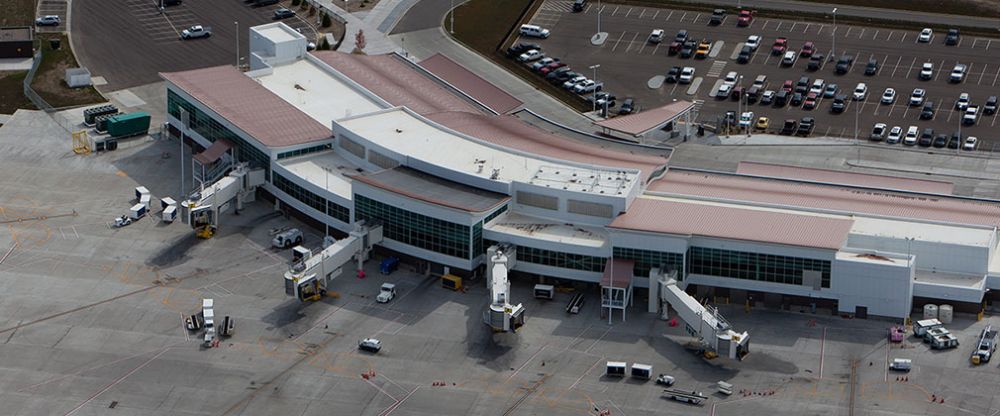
[71,0,319,91]
[520,0,1000,151]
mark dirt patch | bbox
[30,34,104,109]
[0,0,35,26]
[0,71,36,114]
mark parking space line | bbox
[651,10,658,20]
[845,27,852,37]
[651,43,660,55]
[877,54,889,76]
[967,63,974,82]
[788,22,797,32]
[762,20,770,30]
[904,57,916,78]
[956,38,963,47]
[638,9,644,19]
[611,6,619,16]
[637,41,646,55]
[817,24,824,35]
[624,32,638,53]
[611,31,626,51]
[665,10,673,21]
[935,59,945,81]
[992,111,998,126]
[774,21,782,31]
[977,64,989,85]
[624,7,632,17]
[803,23,810,33]
[873,30,879,40]
[993,66,1000,86]
[679,12,687,22]
[935,101,944,121]
[973,38,979,49]
[858,28,865,39]
[886,31,894,42]
[988,40,993,51]
[901,104,910,119]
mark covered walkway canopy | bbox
[594,100,696,140]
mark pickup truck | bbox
[181,25,212,40]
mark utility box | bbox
[84,105,118,126]
[162,205,176,222]
[442,274,462,291]
[630,363,652,380]
[65,67,92,88]
[914,319,942,338]
[534,284,555,300]
[129,203,147,219]
[107,112,151,138]
[606,361,626,377]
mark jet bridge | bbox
[180,163,265,238]
[653,268,750,360]
[284,221,383,301]
[484,244,525,333]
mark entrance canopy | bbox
[193,139,232,164]
[594,101,696,137]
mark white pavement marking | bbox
[877,54,889,76]
[611,31,626,51]
[973,38,980,48]
[761,20,770,30]
[611,5,618,16]
[638,9,644,19]
[993,66,1000,86]
[817,24,824,35]
[886,31,894,42]
[624,7,632,17]
[819,327,826,378]
[889,55,902,77]
[858,28,865,39]
[934,59,945,81]
[774,21,782,31]
[624,32,639,53]
[803,23,810,33]
[65,347,173,416]
[679,11,687,22]
[873,30,879,40]
[788,22,797,32]
[651,10,658,19]
[988,40,993,51]
[693,13,701,23]
[687,77,703,95]
[845,27,852,37]
[901,33,907,43]
[651,43,660,55]
[905,57,917,78]
[935,100,943,121]
[665,10,673,21]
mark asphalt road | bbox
[71,0,318,91]
[523,0,1000,150]
[390,0,453,34]
[674,0,1000,29]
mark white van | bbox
[889,358,912,372]
[520,24,550,39]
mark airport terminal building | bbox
[161,23,1000,319]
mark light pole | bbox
[831,8,837,61]
[855,91,861,162]
[589,64,600,113]
[597,0,602,34]
[234,21,240,68]
[450,0,455,34]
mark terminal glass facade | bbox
[167,90,271,175]
[272,172,350,223]
[688,246,831,288]
[485,239,606,273]
[613,247,685,278]
[354,194,471,259]
[276,144,333,160]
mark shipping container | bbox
[107,112,151,138]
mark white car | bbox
[881,88,896,104]
[716,83,733,98]
[723,71,739,86]
[963,105,979,125]
[649,29,665,43]
[809,79,825,95]
[745,35,761,50]
[562,75,586,89]
[919,62,933,80]
[909,88,926,106]
[35,15,61,26]
[886,126,903,144]
[518,49,544,62]
[531,57,555,70]
[781,50,797,66]
[376,283,396,303]
[918,28,932,43]
[573,79,603,94]
[739,111,754,127]
[955,92,970,110]
[903,125,919,146]
[963,136,978,151]
[358,338,382,353]
[679,67,696,84]
[950,63,967,82]
[853,83,868,100]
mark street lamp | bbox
[597,0,602,34]
[234,21,240,68]
[831,8,837,61]
[450,0,455,34]
[589,64,600,113]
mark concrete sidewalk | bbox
[313,0,421,54]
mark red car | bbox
[771,37,787,55]
[803,92,819,109]
[668,40,682,55]
[737,10,753,27]
[539,61,566,74]
[781,79,794,93]
[800,41,815,57]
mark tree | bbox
[308,3,316,16]
[321,12,331,28]
[291,0,299,6]
[319,37,330,50]
[353,29,366,53]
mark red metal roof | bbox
[419,53,522,115]
[736,162,955,194]
[427,111,669,182]
[161,66,331,148]
[650,170,1000,228]
[610,198,854,250]
[601,258,634,288]
[193,139,232,165]
[594,101,695,136]
[312,52,480,115]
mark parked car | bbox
[985,96,998,115]
[723,71,739,87]
[739,111,754,127]
[518,49,544,62]
[737,9,753,26]
[539,61,566,74]
[562,75,587,89]
[809,79,825,95]
[679,67,696,83]
[831,95,847,113]
[794,76,810,94]
[771,37,787,55]
[963,136,978,151]
[716,84,734,99]
[919,62,934,80]
[675,29,689,43]
[881,88,896,105]
[910,88,926,106]
[864,58,878,75]
[835,55,854,74]
[869,123,887,141]
[803,92,819,109]
[507,42,540,58]
[665,66,681,83]
[807,54,824,71]
[531,57,556,71]
[796,117,815,136]
[619,98,635,114]
[573,79,603,94]
[695,40,712,59]
[737,45,753,63]
[903,126,919,146]
[760,90,775,105]
[920,101,935,119]
[853,83,868,100]
[945,28,960,45]
[573,0,586,12]
[358,338,382,353]
[948,132,961,149]
[933,134,948,148]
[746,35,761,50]
[918,128,934,147]
[649,29,665,43]
[780,119,796,135]
[549,69,578,83]
[800,41,815,57]
[918,28,932,43]
[679,40,697,58]
[755,116,770,130]
[950,63,967,83]
[774,90,789,107]
[35,15,60,26]
[963,105,979,125]
[781,79,794,93]
[180,25,212,40]
[886,125,903,144]
[781,51,797,66]
[519,24,551,39]
[273,7,295,19]
[709,9,726,25]
[955,92,970,110]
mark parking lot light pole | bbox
[831,8,837,61]
[737,75,743,134]
[234,21,239,68]
[597,0,601,34]
[450,0,454,34]
[589,64,600,113]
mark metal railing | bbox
[23,50,54,112]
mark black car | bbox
[945,28,960,45]
[794,76,810,94]
[254,0,280,7]
[665,66,681,83]
[709,9,725,25]
[679,40,697,58]
[835,55,854,74]
[774,90,789,107]
[551,70,578,83]
[572,0,586,12]
[985,96,998,115]
[920,101,935,119]
[780,119,797,134]
[864,58,878,75]
[807,54,824,71]
[790,92,804,106]
[933,134,948,148]
[273,7,295,19]
[619,98,635,115]
[737,45,752,64]
[796,117,815,136]
[918,128,934,147]
[507,43,540,58]
[948,132,961,149]
[546,66,572,80]
[675,30,689,43]
[831,95,847,113]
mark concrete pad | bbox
[91,76,108,86]
[708,40,724,58]
[592,32,608,46]
[647,75,664,89]
[106,89,147,108]
[686,77,702,95]
[0,57,33,71]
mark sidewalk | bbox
[312,0,418,54]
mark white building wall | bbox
[830,257,913,318]
[610,230,690,255]
[847,234,989,275]
[482,228,608,258]
[912,281,985,303]
[510,182,626,227]
[249,24,307,70]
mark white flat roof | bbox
[486,212,607,248]
[850,216,995,248]
[255,59,383,127]
[835,250,910,266]
[277,149,356,200]
[337,108,639,194]
[914,269,986,288]
[255,23,302,43]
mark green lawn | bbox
[0,71,36,114]
[30,34,105,109]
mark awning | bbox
[193,139,232,165]
[601,258,634,288]
[594,101,695,136]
